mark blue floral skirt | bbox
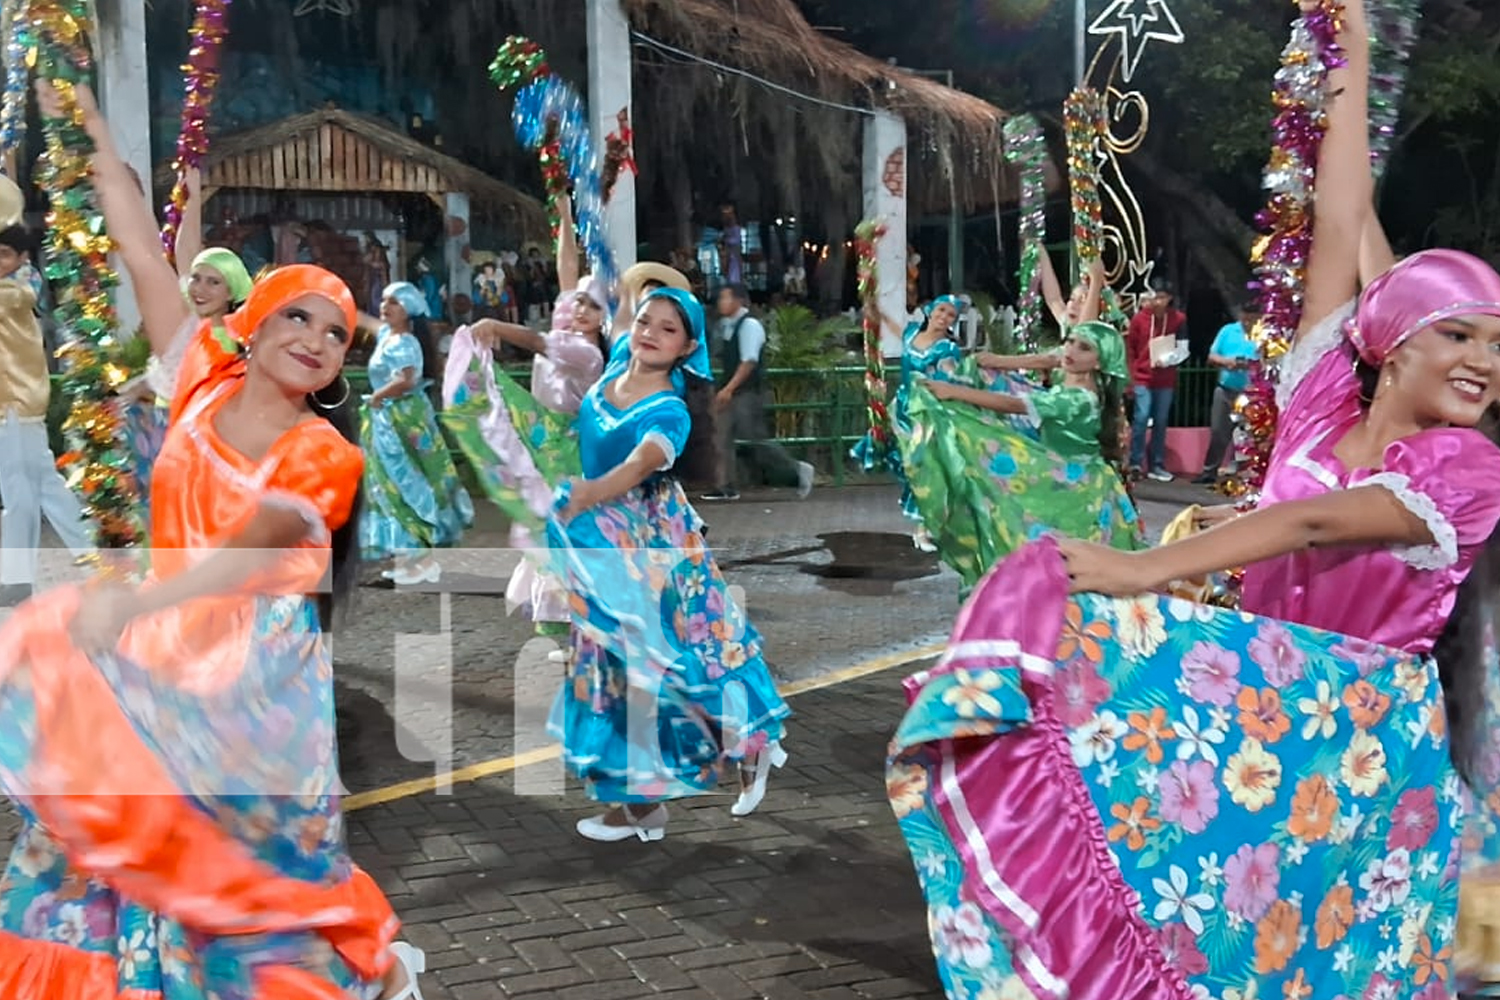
[890,540,1477,1000]
[359,392,474,559]
[0,593,389,999]
[544,477,791,803]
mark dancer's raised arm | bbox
[1296,0,1372,341]
[174,167,204,280]
[37,82,191,356]
[556,194,580,293]
[469,317,547,356]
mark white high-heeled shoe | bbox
[386,941,427,1000]
[392,560,441,586]
[576,804,668,842]
[732,742,788,817]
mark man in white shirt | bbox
[701,283,814,502]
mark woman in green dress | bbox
[902,318,1143,591]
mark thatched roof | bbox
[156,108,550,239]
[623,0,1014,208]
[625,0,1005,135]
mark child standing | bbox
[0,224,92,604]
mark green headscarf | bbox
[191,247,254,306]
[1069,320,1127,382]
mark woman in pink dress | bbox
[442,195,606,650]
[888,3,1500,997]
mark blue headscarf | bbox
[927,294,964,328]
[382,281,429,320]
[639,287,712,383]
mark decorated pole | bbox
[1063,88,1106,273]
[490,36,617,300]
[1228,0,1347,501]
[1001,114,1045,353]
[0,0,30,161]
[855,218,894,454]
[159,0,232,265]
[1231,0,1417,501]
[30,0,142,551]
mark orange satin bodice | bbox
[115,323,363,688]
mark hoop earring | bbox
[311,374,351,411]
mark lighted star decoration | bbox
[1115,258,1158,312]
[293,0,355,15]
[1087,0,1185,83]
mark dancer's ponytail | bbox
[307,381,363,631]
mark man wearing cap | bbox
[1125,278,1188,482]
[701,283,814,502]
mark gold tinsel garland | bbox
[30,0,142,551]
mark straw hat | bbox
[0,174,20,228]
[621,261,690,301]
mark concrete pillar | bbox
[96,0,151,337]
[862,110,907,357]
[586,0,637,271]
[444,191,471,320]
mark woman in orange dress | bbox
[0,83,426,1000]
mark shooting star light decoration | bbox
[1087,0,1185,83]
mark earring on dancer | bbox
[311,374,352,411]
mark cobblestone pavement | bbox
[347,670,946,1000]
[334,481,1196,793]
[0,479,1208,996]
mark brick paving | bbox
[347,671,945,1000]
[0,480,1211,996]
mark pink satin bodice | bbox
[1240,305,1500,654]
[529,330,604,414]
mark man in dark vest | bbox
[701,283,814,502]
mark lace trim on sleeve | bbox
[144,318,200,400]
[641,430,679,471]
[1275,300,1357,411]
[1360,471,1458,571]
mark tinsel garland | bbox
[0,0,29,157]
[855,218,893,451]
[30,0,141,550]
[490,36,616,300]
[1001,114,1045,352]
[1225,0,1346,501]
[1366,0,1420,176]
[159,0,232,264]
[1063,88,1107,268]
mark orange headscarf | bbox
[171,265,358,425]
[223,264,357,347]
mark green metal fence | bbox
[49,364,1221,486]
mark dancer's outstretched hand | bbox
[1057,538,1154,596]
[558,477,602,523]
[68,585,139,656]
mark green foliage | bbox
[117,331,152,376]
[763,304,857,368]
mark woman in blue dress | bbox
[359,281,473,585]
[546,288,792,840]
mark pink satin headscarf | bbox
[1347,248,1500,365]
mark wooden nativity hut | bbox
[159,107,549,318]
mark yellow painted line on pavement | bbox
[343,641,945,813]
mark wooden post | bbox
[586,0,637,270]
[444,190,471,321]
[862,110,908,357]
[96,0,152,335]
